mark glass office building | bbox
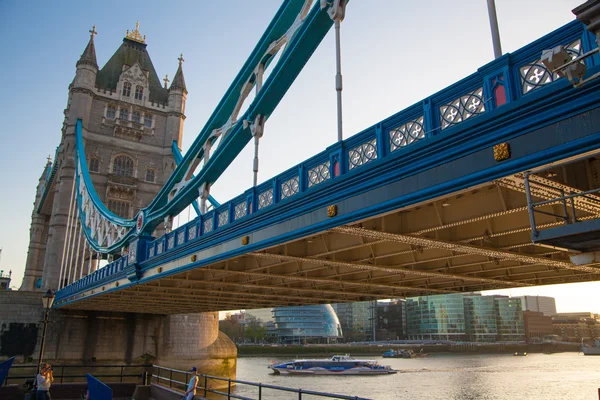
[464,294,498,342]
[332,301,375,341]
[494,296,525,342]
[406,294,466,340]
[406,293,525,342]
[272,304,342,343]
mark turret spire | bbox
[170,53,187,93]
[77,25,99,69]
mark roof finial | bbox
[46,155,52,164]
[89,25,97,41]
[163,74,170,89]
[125,21,146,44]
[178,53,185,66]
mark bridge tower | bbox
[16,24,236,375]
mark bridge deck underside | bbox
[62,169,600,314]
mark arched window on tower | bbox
[89,157,100,173]
[132,111,141,123]
[145,168,156,183]
[112,155,134,177]
[106,105,116,119]
[122,82,132,97]
[119,108,129,121]
[135,86,144,100]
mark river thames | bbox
[231,353,600,399]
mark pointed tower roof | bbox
[77,25,99,69]
[169,54,188,93]
[95,22,169,103]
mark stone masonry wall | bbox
[0,292,236,380]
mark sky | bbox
[0,0,598,314]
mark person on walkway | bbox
[36,363,54,400]
[184,367,199,400]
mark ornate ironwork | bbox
[348,139,377,170]
[148,246,155,258]
[389,116,425,152]
[440,87,486,130]
[204,217,213,234]
[218,210,229,227]
[494,143,511,161]
[177,230,185,245]
[520,39,582,94]
[168,235,175,250]
[188,225,197,241]
[308,161,330,188]
[280,176,300,199]
[157,241,164,255]
[258,188,273,209]
[234,202,247,220]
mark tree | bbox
[219,315,243,342]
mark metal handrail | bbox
[152,364,370,400]
[4,364,151,385]
[524,171,600,237]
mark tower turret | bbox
[69,26,99,126]
[167,54,187,147]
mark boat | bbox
[269,354,397,375]
[383,349,427,359]
[582,339,600,355]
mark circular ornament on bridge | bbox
[136,212,145,234]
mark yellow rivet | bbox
[241,236,249,245]
[157,267,163,273]
[115,282,119,287]
[102,286,105,291]
[191,254,197,262]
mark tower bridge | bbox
[47,2,600,314]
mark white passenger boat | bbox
[269,354,397,375]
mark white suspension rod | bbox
[73,223,83,281]
[66,214,80,285]
[58,173,77,289]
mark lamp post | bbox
[37,289,55,374]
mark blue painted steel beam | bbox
[171,142,219,215]
[141,1,341,232]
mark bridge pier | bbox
[0,291,236,380]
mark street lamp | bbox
[37,289,55,374]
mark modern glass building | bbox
[406,294,466,340]
[332,301,375,341]
[376,300,407,340]
[406,293,525,342]
[464,294,498,342]
[272,305,342,343]
[494,296,524,342]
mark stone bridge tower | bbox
[15,24,236,376]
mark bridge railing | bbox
[56,20,598,301]
[152,364,370,400]
[4,363,150,385]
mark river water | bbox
[231,353,600,400]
